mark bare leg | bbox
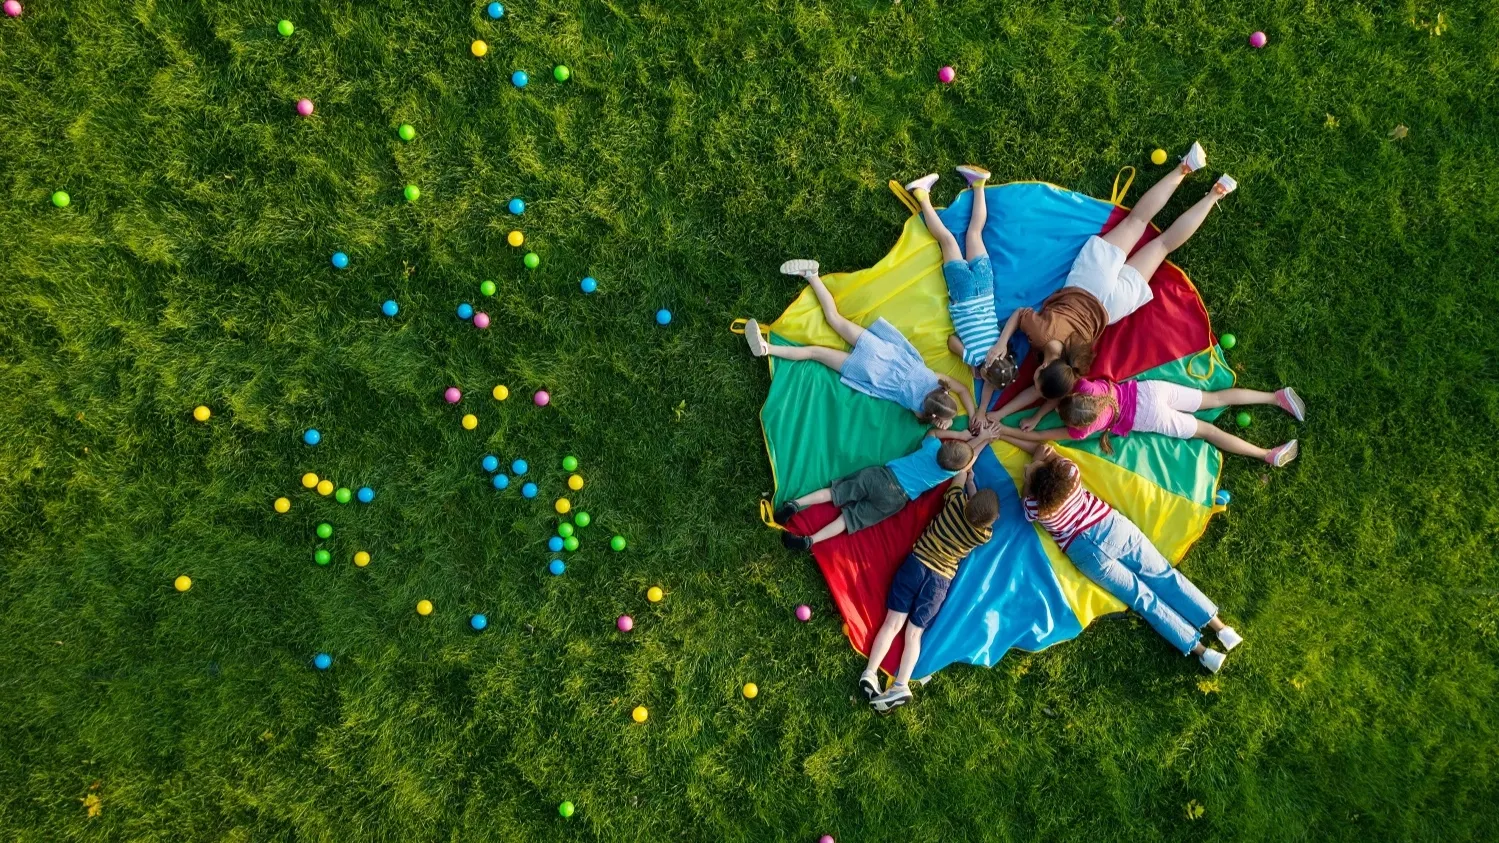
[1198,388,1279,409]
[765,344,849,373]
[964,178,989,260]
[1205,616,1226,633]
[864,611,906,678]
[1102,167,1188,253]
[1123,189,1225,281]
[916,192,965,264]
[1195,420,1269,462]
[1189,642,1206,657]
[892,623,925,688]
[792,488,834,508]
[803,272,865,347]
[808,514,848,545]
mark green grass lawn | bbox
[3,1,1497,840]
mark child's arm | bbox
[928,427,972,441]
[994,308,1023,353]
[974,380,997,429]
[947,333,967,360]
[998,424,1070,442]
[990,384,1041,422]
[963,470,978,497]
[1018,398,1060,431]
[937,374,978,421]
[995,429,1039,455]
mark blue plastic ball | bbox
[581,276,597,294]
[511,459,528,475]
[492,473,510,490]
[549,559,565,576]
[314,653,332,670]
[303,429,321,446]
[482,455,499,473]
[331,251,349,269]
[382,300,399,317]
[1216,489,1232,506]
[522,482,538,498]
[656,308,672,325]
[548,536,564,552]
[457,302,474,320]
[487,1,504,18]
[508,197,525,215]
[511,70,529,88]
[470,614,488,631]
[357,486,374,504]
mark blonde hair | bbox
[1058,391,1120,454]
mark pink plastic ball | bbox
[534,390,550,407]
[937,66,955,84]
[473,312,490,329]
[820,836,835,843]
[617,615,633,632]
[444,387,461,404]
[296,98,314,116]
[3,1,22,17]
[795,604,812,622]
[1249,31,1267,48]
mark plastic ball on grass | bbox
[316,522,333,539]
[335,487,352,504]
[655,309,672,325]
[1216,489,1232,506]
[315,549,331,565]
[314,653,332,670]
[404,184,421,202]
[574,511,591,527]
[417,599,433,616]
[316,479,333,496]
[1249,31,1268,48]
[1236,412,1251,428]
[492,474,510,490]
[1151,148,1168,165]
[357,486,374,504]
[193,405,211,422]
[508,198,525,215]
[462,414,478,430]
[382,300,399,317]
[742,683,758,699]
[533,390,550,407]
[563,536,579,552]
[553,65,571,82]
[558,801,574,818]
[482,455,499,473]
[492,385,509,401]
[795,604,812,622]
[457,303,474,320]
[296,98,314,117]
[610,535,626,552]
[511,70,529,87]
[1220,333,1237,350]
[474,311,491,329]
[277,19,294,36]
[555,498,571,514]
[398,123,415,142]
[354,551,370,567]
[470,614,488,631]
[548,536,564,553]
[303,428,321,446]
[487,2,504,19]
[549,559,566,576]
[302,472,319,488]
[174,575,192,592]
[567,474,584,491]
[647,586,663,603]
[51,190,71,208]
[820,836,835,843]
[274,497,291,513]
[5,1,23,16]
[507,230,524,247]
[523,252,540,270]
[480,280,496,296]
[631,706,648,723]
[512,459,528,475]
[938,65,956,84]
[471,39,488,57]
[558,523,575,539]
[562,455,579,472]
[331,251,349,269]
[580,276,597,294]
[617,615,633,632]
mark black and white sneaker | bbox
[774,501,801,523]
[871,684,912,713]
[781,533,813,552]
[858,673,880,701]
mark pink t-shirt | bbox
[1065,378,1139,440]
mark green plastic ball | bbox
[335,487,352,504]
[563,536,579,552]
[1235,411,1252,428]
[553,65,571,82]
[610,535,626,552]
[574,511,591,527]
[558,523,575,538]
[480,280,496,296]
[523,252,540,270]
[562,455,579,471]
[404,184,421,202]
[558,801,575,818]
[315,549,331,565]
[1220,333,1237,350]
[398,123,415,142]
[316,522,333,539]
[277,19,294,36]
[51,191,70,208]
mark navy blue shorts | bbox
[886,553,953,629]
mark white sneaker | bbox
[1214,174,1238,195]
[904,173,939,195]
[743,319,768,357]
[871,684,912,713]
[778,258,819,278]
[1198,649,1226,673]
[1180,141,1207,173]
[1217,626,1243,651]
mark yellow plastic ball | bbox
[274,497,291,513]
[555,498,571,514]
[316,479,334,496]
[742,683,759,699]
[1151,148,1168,165]
[471,39,488,57]
[507,230,524,247]
[647,586,663,603]
[461,413,478,430]
[567,474,584,491]
[193,405,211,422]
[174,575,192,592]
[417,599,434,616]
[492,384,509,401]
[631,705,649,723]
[353,551,370,567]
[301,472,319,488]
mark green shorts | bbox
[831,465,909,534]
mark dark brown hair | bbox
[1058,392,1119,454]
[1026,455,1079,515]
[1036,339,1094,399]
[936,440,973,471]
[964,488,1000,528]
[919,388,959,423]
[979,355,1017,390]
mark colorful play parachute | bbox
[753,180,1233,677]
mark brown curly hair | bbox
[1026,454,1079,515]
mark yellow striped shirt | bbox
[912,487,993,579]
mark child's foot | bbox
[779,258,820,278]
[743,319,768,357]
[871,683,912,713]
[955,164,990,185]
[773,500,801,523]
[1265,440,1299,467]
[1217,626,1243,652]
[1274,387,1305,422]
[781,532,813,552]
[1180,141,1207,174]
[1198,648,1226,674]
[904,173,939,199]
[1213,174,1238,196]
[858,671,880,701]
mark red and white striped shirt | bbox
[1021,462,1112,550]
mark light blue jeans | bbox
[1066,511,1217,654]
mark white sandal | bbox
[743,319,768,357]
[778,259,819,278]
